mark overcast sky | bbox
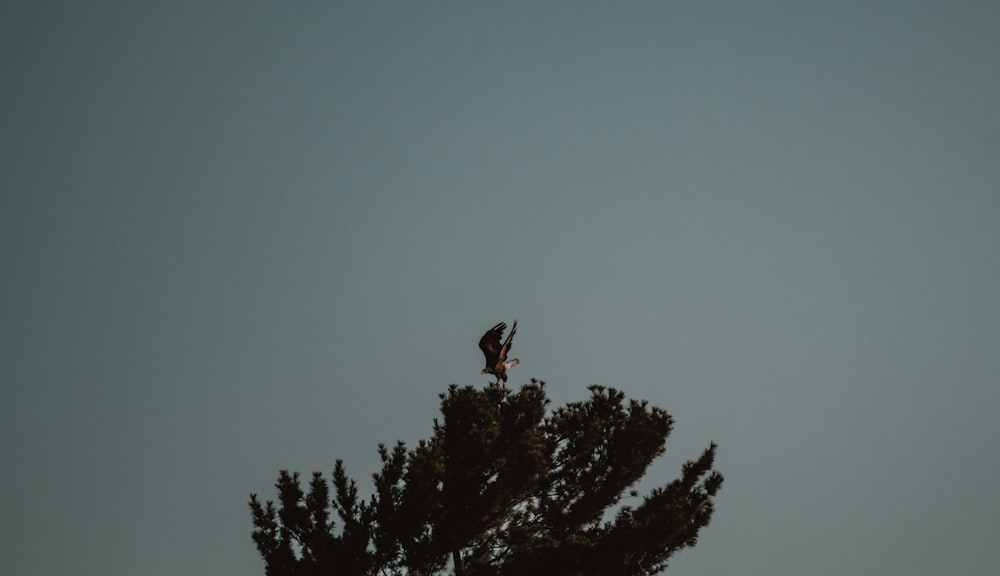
[3,2,999,575]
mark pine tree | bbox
[250,381,723,576]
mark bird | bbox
[479,321,519,389]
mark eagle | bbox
[479,321,519,389]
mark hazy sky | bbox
[3,2,999,575]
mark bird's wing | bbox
[479,322,506,365]
[498,320,517,362]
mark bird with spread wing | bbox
[479,321,519,389]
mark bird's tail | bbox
[504,358,520,369]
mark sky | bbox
[2,1,999,575]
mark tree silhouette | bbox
[250,381,723,576]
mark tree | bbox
[250,381,723,576]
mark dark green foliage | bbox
[250,381,722,576]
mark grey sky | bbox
[2,2,999,575]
